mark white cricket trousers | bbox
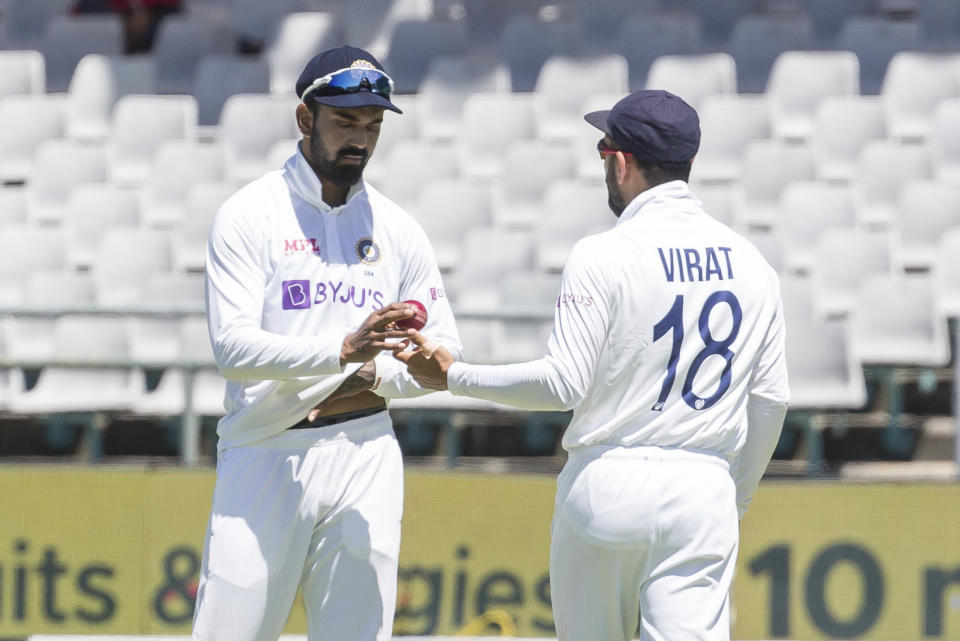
[192,412,403,641]
[550,445,739,641]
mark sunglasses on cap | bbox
[597,140,633,160]
[300,67,395,102]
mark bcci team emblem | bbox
[356,237,382,265]
[351,59,375,69]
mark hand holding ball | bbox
[395,300,427,331]
[394,300,439,358]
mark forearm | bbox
[212,322,344,379]
[446,357,584,411]
[730,394,788,519]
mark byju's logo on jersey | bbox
[282,280,312,309]
[281,279,386,311]
[557,292,595,308]
[355,237,382,265]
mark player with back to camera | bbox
[397,90,789,641]
[193,45,461,641]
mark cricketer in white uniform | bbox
[398,90,789,641]
[193,46,461,641]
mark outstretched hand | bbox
[340,302,418,365]
[393,331,454,390]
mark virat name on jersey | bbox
[658,246,735,282]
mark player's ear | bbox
[615,151,628,185]
[296,103,313,137]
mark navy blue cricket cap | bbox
[584,90,699,164]
[296,45,402,114]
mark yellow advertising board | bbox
[0,465,958,639]
[0,466,214,636]
[735,483,960,641]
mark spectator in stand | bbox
[72,0,182,53]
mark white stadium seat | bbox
[692,94,771,183]
[152,14,234,95]
[736,139,815,228]
[63,183,141,270]
[645,53,737,111]
[266,12,343,95]
[880,52,960,141]
[534,54,629,141]
[218,94,300,183]
[8,315,144,413]
[931,228,960,319]
[41,14,124,93]
[93,228,174,307]
[930,99,960,181]
[65,54,156,142]
[765,51,859,141]
[812,96,887,182]
[781,274,867,409]
[171,181,237,272]
[617,11,704,90]
[0,94,65,183]
[895,180,960,270]
[106,94,199,185]
[779,181,858,273]
[811,227,902,318]
[139,140,226,228]
[854,139,932,227]
[456,93,536,180]
[0,50,46,99]
[726,13,815,94]
[416,56,510,141]
[535,179,611,272]
[492,140,577,229]
[4,270,95,366]
[0,223,66,305]
[414,178,494,272]
[193,55,270,127]
[850,273,951,367]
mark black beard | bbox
[308,123,368,187]
[605,165,626,216]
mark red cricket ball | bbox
[395,299,427,331]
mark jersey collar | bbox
[283,144,365,213]
[616,180,700,226]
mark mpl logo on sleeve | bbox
[282,280,312,309]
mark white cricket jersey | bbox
[205,148,461,449]
[448,181,788,496]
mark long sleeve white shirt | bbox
[205,148,461,448]
[447,181,788,515]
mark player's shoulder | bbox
[573,225,618,253]
[563,227,622,277]
[216,171,285,224]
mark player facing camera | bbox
[193,44,462,641]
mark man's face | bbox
[601,137,628,217]
[307,104,385,187]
